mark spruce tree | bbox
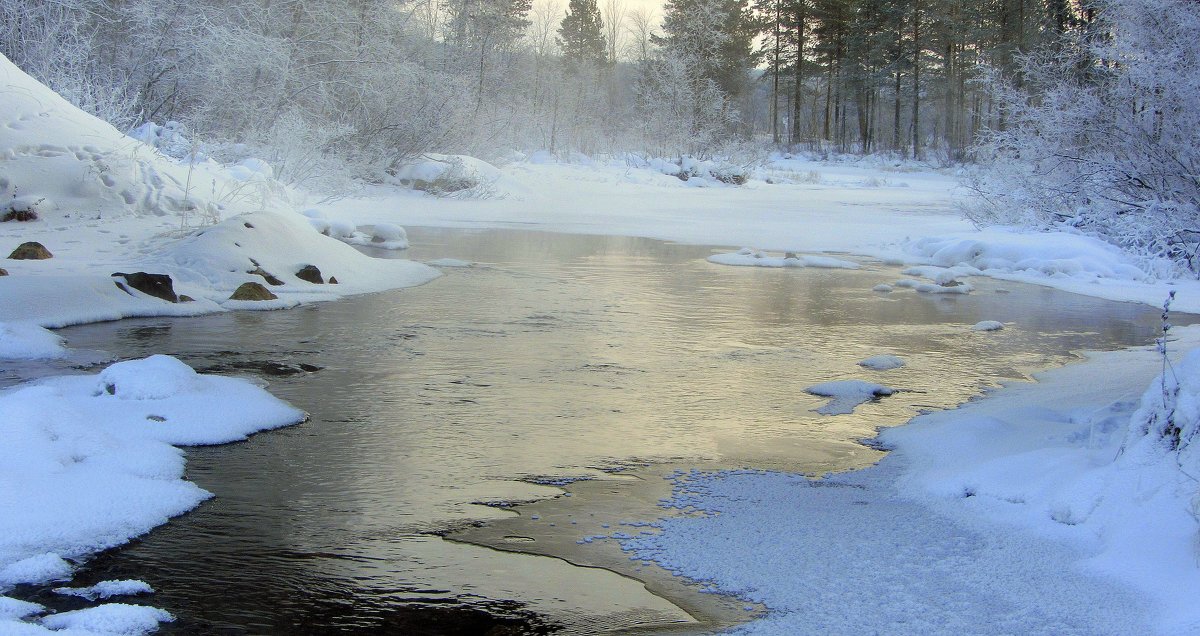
[558,0,608,71]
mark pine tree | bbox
[654,0,757,100]
[558,0,608,71]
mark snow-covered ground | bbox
[616,328,1200,635]
[5,49,1200,634]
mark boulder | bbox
[8,242,51,259]
[296,265,323,284]
[230,282,278,301]
[112,272,179,303]
[328,276,339,284]
[0,268,7,276]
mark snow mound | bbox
[709,249,860,269]
[97,355,199,400]
[872,284,893,293]
[972,321,1005,331]
[858,355,906,371]
[39,603,173,634]
[391,154,502,196]
[0,323,67,360]
[805,380,895,415]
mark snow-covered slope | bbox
[0,53,438,327]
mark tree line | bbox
[0,0,1175,167]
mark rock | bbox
[230,282,278,301]
[8,242,51,259]
[296,264,324,284]
[112,272,178,303]
[248,267,284,286]
[2,196,46,222]
[328,276,339,284]
[2,209,37,222]
[0,268,7,276]
[179,295,195,302]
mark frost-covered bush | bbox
[967,0,1200,277]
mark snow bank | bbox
[905,228,1150,282]
[0,53,439,328]
[0,323,67,360]
[709,248,860,270]
[614,329,1200,635]
[159,210,439,308]
[0,355,304,632]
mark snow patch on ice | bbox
[427,258,474,268]
[972,321,1005,332]
[858,355,906,370]
[805,380,895,415]
[709,249,860,269]
[54,580,153,601]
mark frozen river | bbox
[22,227,1180,634]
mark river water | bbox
[20,228,1178,634]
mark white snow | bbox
[617,327,1200,634]
[39,603,173,634]
[0,555,73,589]
[805,380,895,415]
[0,355,304,632]
[971,320,1006,331]
[0,596,42,621]
[858,355,906,370]
[54,580,153,601]
[0,323,67,360]
[0,53,439,329]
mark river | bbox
[13,227,1178,634]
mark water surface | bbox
[24,227,1179,633]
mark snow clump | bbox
[858,355,906,371]
[54,579,154,600]
[806,380,895,415]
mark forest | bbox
[2,0,1198,273]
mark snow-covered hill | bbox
[0,53,438,327]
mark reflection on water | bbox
[30,228,1178,634]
